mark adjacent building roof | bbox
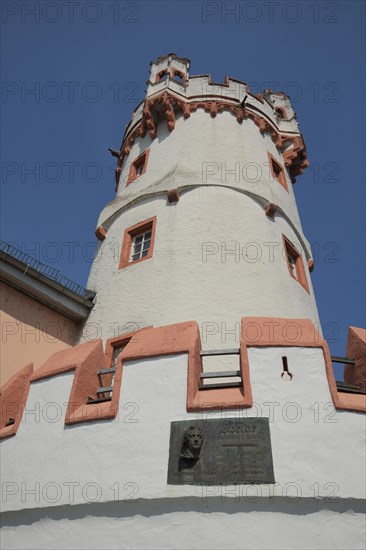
[0,240,96,322]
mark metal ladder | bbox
[199,348,242,390]
[87,366,115,404]
[332,355,366,394]
[87,345,125,404]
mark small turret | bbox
[147,53,190,97]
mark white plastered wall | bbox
[85,185,318,344]
[1,349,365,548]
[1,348,365,510]
[110,112,305,236]
[1,503,365,550]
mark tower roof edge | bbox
[150,53,191,66]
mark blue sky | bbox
[1,1,365,375]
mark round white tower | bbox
[85,53,316,346]
[1,55,365,550]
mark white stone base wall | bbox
[1,351,365,549]
[1,500,365,550]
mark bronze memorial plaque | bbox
[167,418,275,485]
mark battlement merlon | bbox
[139,76,299,137]
[117,84,305,184]
[111,56,308,191]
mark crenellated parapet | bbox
[1,319,365,444]
[113,55,308,189]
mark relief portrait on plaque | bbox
[178,426,204,472]
[168,418,275,485]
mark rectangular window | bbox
[130,228,152,262]
[282,235,310,293]
[127,149,150,186]
[268,152,288,192]
[119,217,157,270]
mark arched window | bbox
[156,70,168,82]
[172,70,185,82]
[275,107,287,120]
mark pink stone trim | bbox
[0,363,33,439]
[32,340,114,425]
[241,317,365,413]
[118,321,252,412]
[114,90,308,190]
[118,216,157,270]
[95,226,107,241]
[344,326,366,391]
[2,319,364,436]
[167,189,180,203]
[265,203,277,217]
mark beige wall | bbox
[0,281,79,386]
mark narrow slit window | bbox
[127,149,150,186]
[268,152,288,192]
[136,161,144,176]
[287,252,296,277]
[282,235,310,293]
[109,344,125,387]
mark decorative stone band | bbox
[0,363,33,440]
[1,319,364,437]
[96,184,314,264]
[114,91,308,189]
